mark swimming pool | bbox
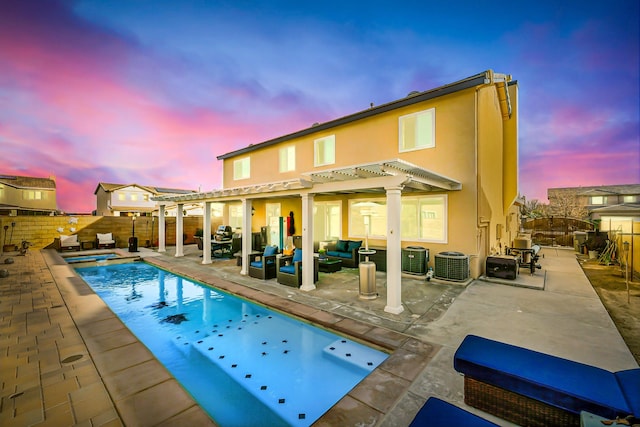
[64,253,119,262]
[75,262,388,426]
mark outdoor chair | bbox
[58,234,80,251]
[248,245,278,280]
[276,249,318,288]
[96,232,116,249]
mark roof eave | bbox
[217,71,492,160]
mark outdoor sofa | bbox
[324,239,362,268]
[454,334,640,427]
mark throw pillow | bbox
[347,240,362,252]
[336,240,349,252]
[293,248,303,262]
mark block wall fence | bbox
[0,215,223,251]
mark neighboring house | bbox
[548,184,640,219]
[94,183,197,216]
[154,70,519,314]
[0,174,57,215]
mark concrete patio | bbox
[0,245,637,426]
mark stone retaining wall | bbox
[0,215,222,250]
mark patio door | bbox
[265,203,281,246]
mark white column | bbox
[175,203,184,257]
[202,201,212,264]
[300,193,315,291]
[158,205,166,252]
[385,186,404,314]
[240,199,252,275]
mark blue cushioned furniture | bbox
[248,245,278,280]
[410,397,498,427]
[454,335,640,427]
[324,239,362,268]
[276,249,318,288]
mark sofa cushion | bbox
[97,232,113,242]
[616,369,640,416]
[293,248,302,262]
[410,397,499,427]
[327,251,351,259]
[454,335,632,418]
[336,240,349,252]
[347,240,362,252]
[250,261,264,268]
[264,245,278,257]
[60,235,79,245]
[280,265,295,275]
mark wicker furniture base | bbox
[464,377,580,427]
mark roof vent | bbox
[312,122,320,127]
[407,91,420,97]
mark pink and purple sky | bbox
[1,0,638,213]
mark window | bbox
[23,190,43,200]
[279,146,295,172]
[118,193,126,201]
[313,201,342,242]
[623,195,636,203]
[401,195,447,243]
[131,194,138,201]
[590,196,606,205]
[228,204,243,230]
[399,108,435,152]
[143,194,150,202]
[314,135,335,166]
[234,157,250,180]
[349,199,387,238]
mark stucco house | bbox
[153,70,520,314]
[94,183,198,217]
[0,174,57,216]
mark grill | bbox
[434,252,469,281]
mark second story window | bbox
[279,146,296,172]
[234,157,250,180]
[314,135,335,167]
[590,196,606,205]
[623,195,636,203]
[23,190,43,200]
[399,108,435,152]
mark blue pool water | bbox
[75,262,388,426]
[64,253,118,262]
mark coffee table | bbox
[318,258,342,273]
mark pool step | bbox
[323,339,388,373]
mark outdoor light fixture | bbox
[129,213,139,252]
[251,206,255,216]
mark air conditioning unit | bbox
[402,246,429,275]
[434,252,469,281]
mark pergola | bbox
[153,159,461,314]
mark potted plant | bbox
[318,248,327,260]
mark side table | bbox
[81,241,95,250]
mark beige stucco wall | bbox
[218,79,519,279]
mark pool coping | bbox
[47,249,441,426]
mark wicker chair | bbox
[276,249,318,288]
[248,245,278,280]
